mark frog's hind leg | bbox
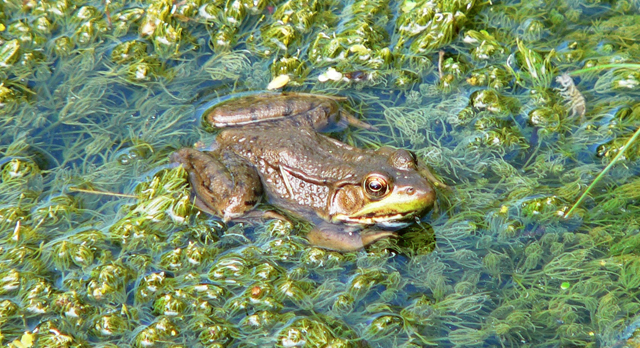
[205,94,326,128]
[204,93,376,131]
[171,148,263,222]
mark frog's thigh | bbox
[171,148,263,221]
[207,94,330,127]
[307,224,397,252]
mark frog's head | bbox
[328,148,436,227]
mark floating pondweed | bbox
[463,30,506,61]
[2,0,640,346]
[510,39,556,89]
[565,126,640,218]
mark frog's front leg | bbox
[306,223,397,251]
[171,148,263,221]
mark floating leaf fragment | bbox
[318,67,342,82]
[267,74,290,89]
[401,1,416,12]
[11,332,34,348]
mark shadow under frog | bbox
[171,93,438,252]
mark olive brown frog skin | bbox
[171,93,438,251]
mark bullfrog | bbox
[171,93,437,251]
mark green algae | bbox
[1,0,640,347]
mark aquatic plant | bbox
[2,0,640,346]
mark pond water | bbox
[1,0,640,347]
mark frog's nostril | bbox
[406,187,415,195]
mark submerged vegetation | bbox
[1,0,640,347]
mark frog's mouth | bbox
[332,193,432,226]
[338,210,419,226]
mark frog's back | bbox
[217,123,376,184]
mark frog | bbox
[171,93,439,251]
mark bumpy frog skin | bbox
[171,93,436,251]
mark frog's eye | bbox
[364,174,390,199]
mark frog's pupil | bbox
[369,181,382,191]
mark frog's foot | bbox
[233,209,289,222]
[307,224,397,252]
[341,110,379,131]
[417,159,449,190]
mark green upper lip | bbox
[334,187,433,224]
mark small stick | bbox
[564,126,640,218]
[438,50,445,79]
[104,0,112,29]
